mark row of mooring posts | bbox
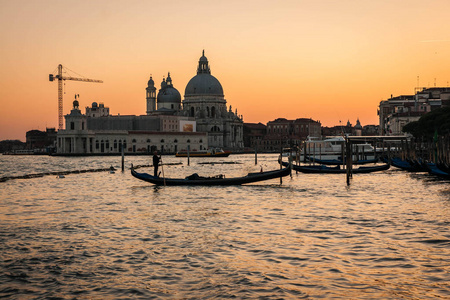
[280,136,411,186]
[119,134,447,186]
[380,135,450,165]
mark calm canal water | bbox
[0,154,449,299]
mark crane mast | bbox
[49,64,103,130]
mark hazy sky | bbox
[1,0,449,141]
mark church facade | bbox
[146,51,244,150]
[56,51,244,155]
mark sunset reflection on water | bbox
[0,154,449,299]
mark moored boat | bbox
[389,157,427,172]
[286,136,379,161]
[423,162,450,179]
[305,156,379,165]
[281,161,390,174]
[175,148,231,157]
[131,165,291,186]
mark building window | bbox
[70,122,75,130]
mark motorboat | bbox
[287,136,378,161]
[281,161,390,174]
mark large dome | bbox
[184,50,224,98]
[185,74,224,97]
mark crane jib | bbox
[48,65,102,130]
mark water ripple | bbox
[0,154,449,299]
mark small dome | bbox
[161,78,167,89]
[92,102,98,108]
[147,76,154,86]
[157,86,181,103]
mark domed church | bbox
[56,51,243,155]
[146,51,244,150]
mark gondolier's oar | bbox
[160,154,166,186]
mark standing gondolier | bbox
[153,151,161,177]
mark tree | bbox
[403,106,450,139]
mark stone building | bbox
[57,99,205,155]
[378,87,450,135]
[260,118,321,152]
[56,51,244,155]
[243,123,266,149]
[145,50,244,150]
[26,128,57,152]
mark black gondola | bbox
[389,157,427,172]
[131,165,291,186]
[306,156,379,165]
[423,162,450,179]
[281,161,390,174]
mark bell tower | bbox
[146,75,156,115]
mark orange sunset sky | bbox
[1,0,449,141]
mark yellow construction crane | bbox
[49,64,103,130]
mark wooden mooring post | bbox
[187,145,190,166]
[279,147,283,185]
[303,142,307,163]
[121,147,125,172]
[346,137,353,186]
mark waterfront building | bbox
[57,99,205,155]
[243,123,266,150]
[56,51,243,155]
[25,128,56,152]
[260,118,321,152]
[378,87,450,135]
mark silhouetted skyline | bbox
[1,0,449,140]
